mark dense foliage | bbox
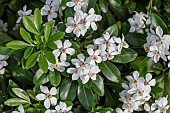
[0,0,170,113]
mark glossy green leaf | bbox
[0,46,16,55]
[49,31,65,42]
[20,28,32,44]
[151,13,168,33]
[23,16,39,35]
[6,41,30,50]
[99,61,120,83]
[87,0,97,11]
[45,51,56,64]
[48,71,61,87]
[99,0,108,13]
[33,69,49,85]
[60,78,77,101]
[125,33,146,46]
[108,0,121,6]
[44,24,51,42]
[26,51,40,69]
[12,88,30,102]
[24,47,33,59]
[92,75,104,96]
[4,98,29,106]
[39,53,48,73]
[34,8,42,31]
[78,85,95,110]
[103,24,119,37]
[112,48,138,63]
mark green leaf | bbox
[6,41,30,50]
[20,28,32,44]
[60,78,77,101]
[78,85,95,110]
[48,71,61,87]
[139,57,163,76]
[4,98,29,106]
[12,88,30,102]
[151,13,168,33]
[44,24,51,42]
[23,16,39,35]
[26,51,40,69]
[92,75,104,96]
[99,0,108,13]
[125,33,146,46]
[49,31,65,42]
[108,0,121,6]
[34,8,42,31]
[0,46,16,55]
[46,20,55,27]
[24,47,33,59]
[99,61,120,83]
[151,86,163,93]
[39,53,48,73]
[112,48,138,63]
[87,0,97,11]
[103,24,119,37]
[33,69,49,85]
[45,51,56,64]
[11,67,34,85]
[27,89,37,100]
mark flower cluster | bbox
[144,26,170,63]
[35,86,72,113]
[0,54,9,74]
[41,0,61,21]
[48,40,75,72]
[117,71,155,112]
[65,0,102,37]
[0,19,8,32]
[91,32,129,61]
[128,12,151,34]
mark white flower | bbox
[66,0,87,11]
[147,44,169,63]
[116,108,130,113]
[151,26,170,49]
[122,101,140,112]
[67,67,80,80]
[80,66,100,84]
[126,71,145,88]
[114,34,129,52]
[16,5,32,23]
[36,86,58,109]
[87,48,102,64]
[128,12,146,33]
[0,54,9,74]
[106,44,120,60]
[155,96,169,113]
[65,15,86,37]
[12,105,24,113]
[48,58,70,72]
[0,19,8,32]
[71,54,90,75]
[144,103,157,113]
[85,8,102,31]
[54,101,72,113]
[41,5,58,21]
[144,73,156,86]
[54,40,75,61]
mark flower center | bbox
[56,111,60,113]
[89,72,95,77]
[76,0,81,3]
[81,62,86,67]
[105,41,110,46]
[93,56,98,60]
[108,54,112,59]
[47,10,51,14]
[47,93,52,99]
[133,79,138,84]
[73,23,77,28]
[54,64,60,69]
[83,19,87,24]
[156,51,161,56]
[62,48,66,53]
[125,103,131,109]
[138,90,144,96]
